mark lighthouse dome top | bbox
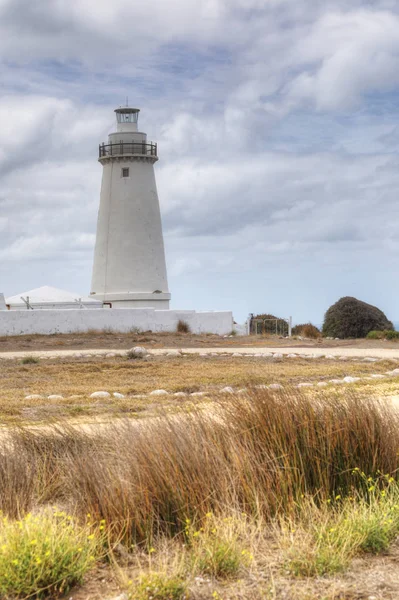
[115,107,140,124]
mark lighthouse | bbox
[90,107,171,308]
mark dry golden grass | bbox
[2,388,399,599]
[0,354,398,423]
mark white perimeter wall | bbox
[0,309,233,337]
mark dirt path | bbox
[1,346,399,360]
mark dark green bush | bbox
[322,297,393,339]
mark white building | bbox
[5,286,103,310]
[90,107,171,309]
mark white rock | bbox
[48,395,64,400]
[232,353,243,357]
[128,346,148,358]
[199,353,209,357]
[237,388,247,394]
[256,384,269,390]
[287,353,298,358]
[261,352,274,358]
[325,355,336,360]
[363,357,378,363]
[273,353,283,359]
[370,374,385,379]
[329,379,344,385]
[191,391,207,397]
[254,353,263,357]
[167,350,182,357]
[24,395,44,400]
[297,383,313,388]
[317,382,328,387]
[220,386,234,394]
[390,368,399,375]
[106,594,128,600]
[174,392,187,397]
[268,383,284,390]
[339,356,349,361]
[343,376,360,384]
[149,389,169,396]
[113,392,125,399]
[90,391,111,399]
[106,353,116,358]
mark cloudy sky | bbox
[1,0,399,324]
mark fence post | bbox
[288,316,292,337]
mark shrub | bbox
[367,330,399,340]
[130,573,187,600]
[385,330,399,340]
[282,483,399,577]
[322,297,393,339]
[186,514,247,578]
[366,330,384,340]
[21,356,39,365]
[0,510,100,598]
[291,323,321,339]
[176,320,191,334]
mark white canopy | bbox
[6,286,103,310]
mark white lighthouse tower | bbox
[90,107,171,308]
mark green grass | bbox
[129,573,187,600]
[0,510,100,598]
[21,356,39,365]
[282,482,399,577]
[186,514,249,578]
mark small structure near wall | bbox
[249,314,292,336]
[0,294,6,311]
[6,286,103,311]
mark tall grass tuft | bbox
[176,319,191,334]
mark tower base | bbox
[90,292,171,309]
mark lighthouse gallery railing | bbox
[99,142,157,158]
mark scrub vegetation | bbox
[323,296,394,339]
[2,388,399,598]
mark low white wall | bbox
[0,308,233,337]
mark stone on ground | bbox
[90,391,111,399]
[128,346,148,358]
[149,389,169,396]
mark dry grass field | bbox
[1,329,399,352]
[0,353,399,423]
[2,342,399,599]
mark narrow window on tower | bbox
[122,168,130,178]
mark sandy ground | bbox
[1,331,399,353]
[1,345,399,360]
